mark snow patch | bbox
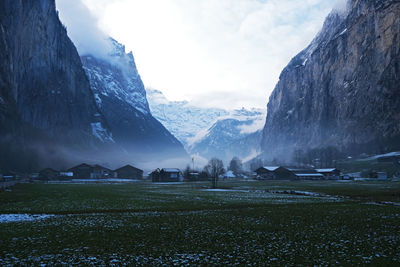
[201,189,247,192]
[0,214,54,223]
[91,122,114,143]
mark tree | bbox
[204,158,225,188]
[183,165,191,181]
[228,157,242,176]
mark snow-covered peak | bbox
[146,88,266,163]
[82,38,150,116]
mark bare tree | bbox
[205,158,225,188]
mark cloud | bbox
[57,0,344,109]
[56,0,112,59]
[333,0,349,13]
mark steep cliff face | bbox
[0,0,114,171]
[81,39,187,161]
[261,0,400,161]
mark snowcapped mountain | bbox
[81,39,187,163]
[146,89,229,148]
[146,89,265,163]
[189,109,265,163]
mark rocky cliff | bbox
[261,0,400,161]
[0,0,114,171]
[81,39,187,162]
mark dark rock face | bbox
[261,0,400,161]
[81,39,187,161]
[0,0,114,171]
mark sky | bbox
[56,0,344,109]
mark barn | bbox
[115,165,143,179]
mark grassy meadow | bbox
[0,180,399,265]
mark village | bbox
[1,151,399,190]
[0,161,393,190]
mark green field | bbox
[0,180,399,265]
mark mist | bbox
[333,0,350,14]
[56,0,112,60]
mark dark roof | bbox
[161,168,180,173]
[287,168,318,174]
[315,168,339,173]
[257,166,280,172]
[68,163,92,171]
[115,165,143,172]
[93,164,112,171]
[39,168,59,173]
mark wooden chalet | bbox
[287,168,324,180]
[255,166,327,180]
[255,166,298,180]
[152,168,182,182]
[39,168,59,180]
[255,166,280,180]
[115,165,143,179]
[315,168,341,179]
[92,165,114,179]
[68,163,93,179]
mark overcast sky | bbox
[56,0,343,109]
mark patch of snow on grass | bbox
[0,214,54,223]
[201,189,247,192]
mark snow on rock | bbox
[82,38,150,116]
[91,122,114,143]
[146,88,230,148]
[146,88,265,162]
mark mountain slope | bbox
[0,0,114,172]
[81,40,187,162]
[146,89,229,148]
[261,0,400,161]
[190,109,265,163]
[146,89,265,162]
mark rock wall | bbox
[261,0,400,161]
[81,39,188,161]
[0,0,114,171]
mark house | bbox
[68,163,93,179]
[315,168,341,179]
[370,171,388,180]
[152,168,182,182]
[39,168,59,180]
[223,171,236,179]
[59,171,74,178]
[255,166,280,180]
[288,169,324,180]
[256,166,298,180]
[92,165,113,179]
[274,167,299,180]
[151,168,161,182]
[187,172,201,181]
[115,165,143,179]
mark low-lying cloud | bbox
[56,0,112,60]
